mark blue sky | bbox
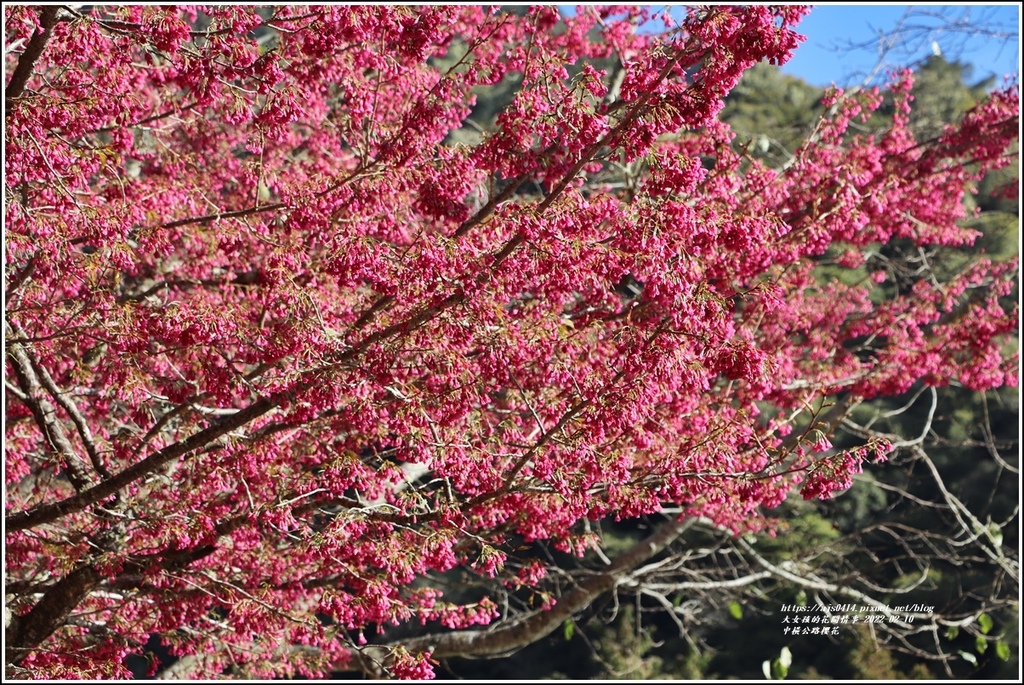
[782,4,1021,88]
[558,4,1020,88]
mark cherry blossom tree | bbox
[3,5,1018,679]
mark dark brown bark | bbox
[4,564,101,668]
[5,6,60,112]
[3,515,241,668]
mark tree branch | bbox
[390,517,692,660]
[6,338,93,492]
[4,564,102,668]
[5,6,60,112]
[11,327,110,479]
[4,395,276,532]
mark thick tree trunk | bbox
[4,565,101,669]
